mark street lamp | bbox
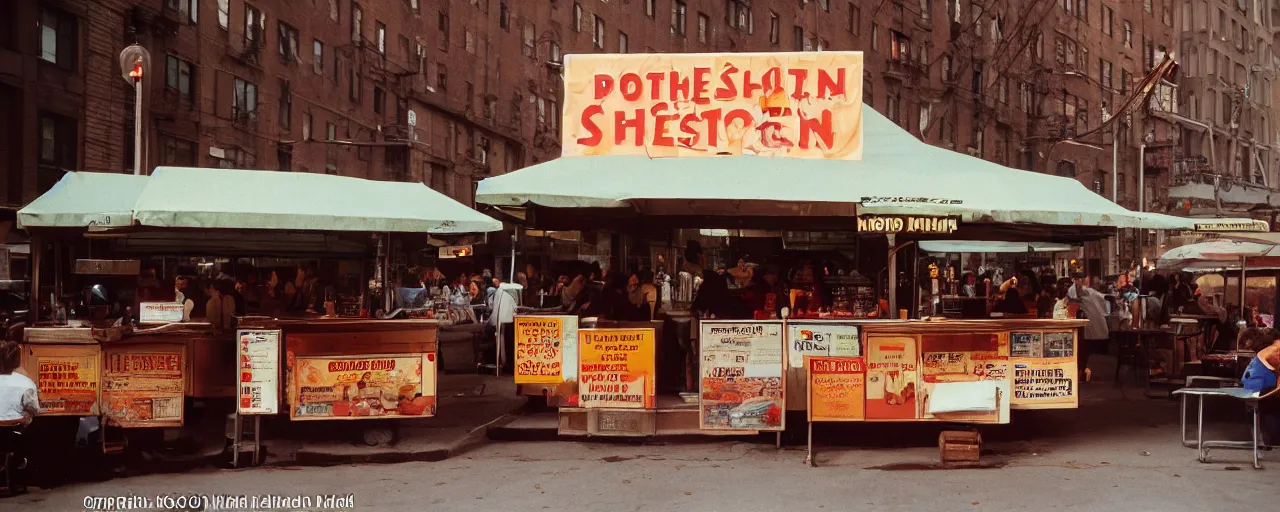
[118,44,150,175]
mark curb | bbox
[291,414,519,467]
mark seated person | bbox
[0,341,37,493]
[1241,328,1280,445]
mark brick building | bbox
[0,0,1216,269]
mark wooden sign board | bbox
[805,356,866,422]
[102,345,186,428]
[74,259,141,276]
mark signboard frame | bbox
[1009,330,1079,409]
[698,320,787,432]
[24,344,101,416]
[101,345,187,428]
[236,329,282,415]
[576,327,656,409]
[289,352,438,421]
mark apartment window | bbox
[313,40,324,74]
[618,31,628,53]
[921,0,931,21]
[550,42,562,63]
[819,0,831,11]
[1101,59,1113,91]
[233,78,258,118]
[573,2,583,32]
[161,137,197,166]
[438,12,449,51]
[646,0,655,18]
[1076,0,1086,21]
[244,4,264,49]
[522,23,535,57]
[37,112,76,193]
[1102,6,1113,36]
[1218,8,1225,35]
[218,0,229,29]
[1144,0,1152,13]
[972,61,984,94]
[373,86,384,115]
[871,24,879,51]
[437,63,447,91]
[794,26,805,51]
[943,54,953,81]
[499,0,510,30]
[1181,2,1191,31]
[333,52,340,83]
[672,1,687,36]
[886,94,900,125]
[999,78,1008,104]
[326,122,337,140]
[972,127,984,157]
[1120,69,1131,95]
[848,3,859,34]
[769,12,780,44]
[349,67,362,102]
[302,113,311,140]
[351,3,363,43]
[278,22,299,61]
[1063,0,1072,14]
[698,13,709,43]
[376,22,386,54]
[165,55,194,98]
[890,31,910,62]
[278,80,291,131]
[593,15,605,50]
[1019,82,1031,111]
[1162,0,1172,25]
[1123,21,1132,48]
[165,0,199,23]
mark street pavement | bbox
[8,359,1277,512]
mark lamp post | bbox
[119,45,151,175]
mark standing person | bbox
[486,282,517,374]
[625,270,659,321]
[1072,275,1111,382]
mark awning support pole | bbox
[28,235,41,324]
[888,234,896,318]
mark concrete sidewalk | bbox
[262,374,526,466]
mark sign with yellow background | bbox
[806,356,866,422]
[577,328,655,409]
[102,348,185,427]
[35,352,100,416]
[562,52,864,160]
[515,316,572,385]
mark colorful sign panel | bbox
[514,316,579,385]
[786,322,860,367]
[856,216,959,235]
[291,354,437,420]
[35,353,99,416]
[102,349,185,427]
[562,52,864,160]
[805,356,866,422]
[237,330,280,415]
[577,328,656,409]
[1010,330,1078,408]
[919,333,1010,424]
[865,335,919,420]
[699,321,786,431]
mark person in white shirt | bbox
[487,282,518,374]
[0,342,38,425]
[1071,277,1111,383]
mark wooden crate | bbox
[938,430,982,467]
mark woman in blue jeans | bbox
[1241,328,1280,445]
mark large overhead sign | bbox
[562,52,864,160]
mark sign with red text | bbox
[237,330,281,415]
[291,354,437,420]
[563,52,864,160]
[515,316,579,385]
[577,328,655,409]
[102,348,186,427]
[806,356,866,422]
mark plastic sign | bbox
[562,52,864,160]
[438,245,473,258]
[857,215,959,235]
[139,302,185,324]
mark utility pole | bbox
[1110,108,1119,274]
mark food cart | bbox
[478,51,1260,440]
[16,167,501,454]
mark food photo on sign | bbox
[699,322,786,431]
[292,355,436,419]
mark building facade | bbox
[0,0,1233,269]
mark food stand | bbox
[16,168,501,452]
[479,50,1259,440]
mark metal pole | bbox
[509,230,517,282]
[887,234,897,318]
[806,420,814,467]
[1112,123,1119,274]
[134,79,143,175]
[1137,143,1145,265]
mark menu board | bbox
[1010,330,1078,409]
[237,330,280,415]
[805,356,866,421]
[31,345,100,416]
[291,354,437,420]
[865,335,919,420]
[786,322,861,367]
[514,316,579,385]
[139,302,185,323]
[577,328,655,408]
[699,321,786,431]
[102,347,186,427]
[918,332,1010,424]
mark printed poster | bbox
[786,322,861,367]
[1010,332,1043,358]
[237,330,280,415]
[700,321,786,431]
[291,354,437,420]
[35,352,100,416]
[577,328,656,408]
[514,315,579,385]
[806,356,866,422]
[1011,359,1078,408]
[139,302,185,323]
[1042,332,1075,358]
[102,348,186,427]
[865,335,919,420]
[918,332,1010,424]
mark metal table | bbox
[1173,376,1266,469]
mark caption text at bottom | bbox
[83,494,356,510]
